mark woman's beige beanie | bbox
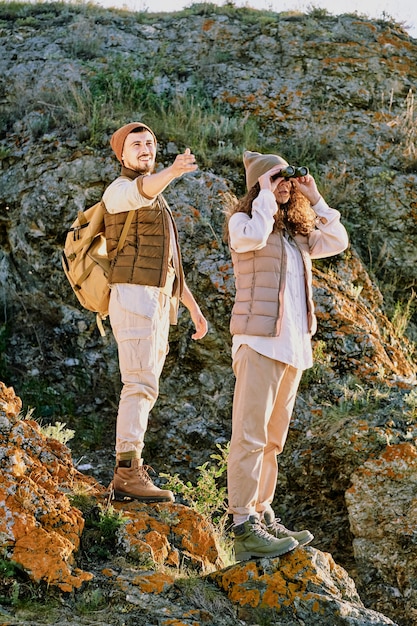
[110,122,157,164]
[243,150,289,190]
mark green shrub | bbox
[80,503,127,561]
[161,442,229,531]
[390,292,416,338]
[300,339,332,388]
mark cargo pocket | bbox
[118,324,154,373]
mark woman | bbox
[226,150,349,561]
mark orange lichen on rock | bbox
[118,513,172,564]
[102,568,116,577]
[381,442,417,464]
[0,382,100,592]
[132,570,175,593]
[0,382,22,417]
[172,506,220,567]
[113,501,222,572]
[212,560,260,606]
[12,526,92,592]
[209,548,360,610]
[202,18,215,31]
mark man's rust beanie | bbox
[110,122,157,164]
[243,150,289,190]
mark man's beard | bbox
[136,161,153,174]
[123,157,154,174]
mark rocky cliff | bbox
[0,2,416,625]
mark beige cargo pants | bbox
[228,344,302,519]
[109,284,170,457]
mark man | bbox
[225,151,349,560]
[103,122,208,503]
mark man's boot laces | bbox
[137,464,155,484]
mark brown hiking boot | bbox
[112,458,174,503]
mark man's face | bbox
[121,130,156,173]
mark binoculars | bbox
[271,166,309,180]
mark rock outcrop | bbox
[346,443,417,622]
[0,381,98,592]
[209,550,397,625]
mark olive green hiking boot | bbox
[233,515,298,561]
[112,458,174,503]
[262,510,314,546]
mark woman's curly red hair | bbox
[224,181,316,240]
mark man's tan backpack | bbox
[62,201,134,335]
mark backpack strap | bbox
[95,210,135,336]
[116,210,135,253]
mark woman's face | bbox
[273,178,292,205]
